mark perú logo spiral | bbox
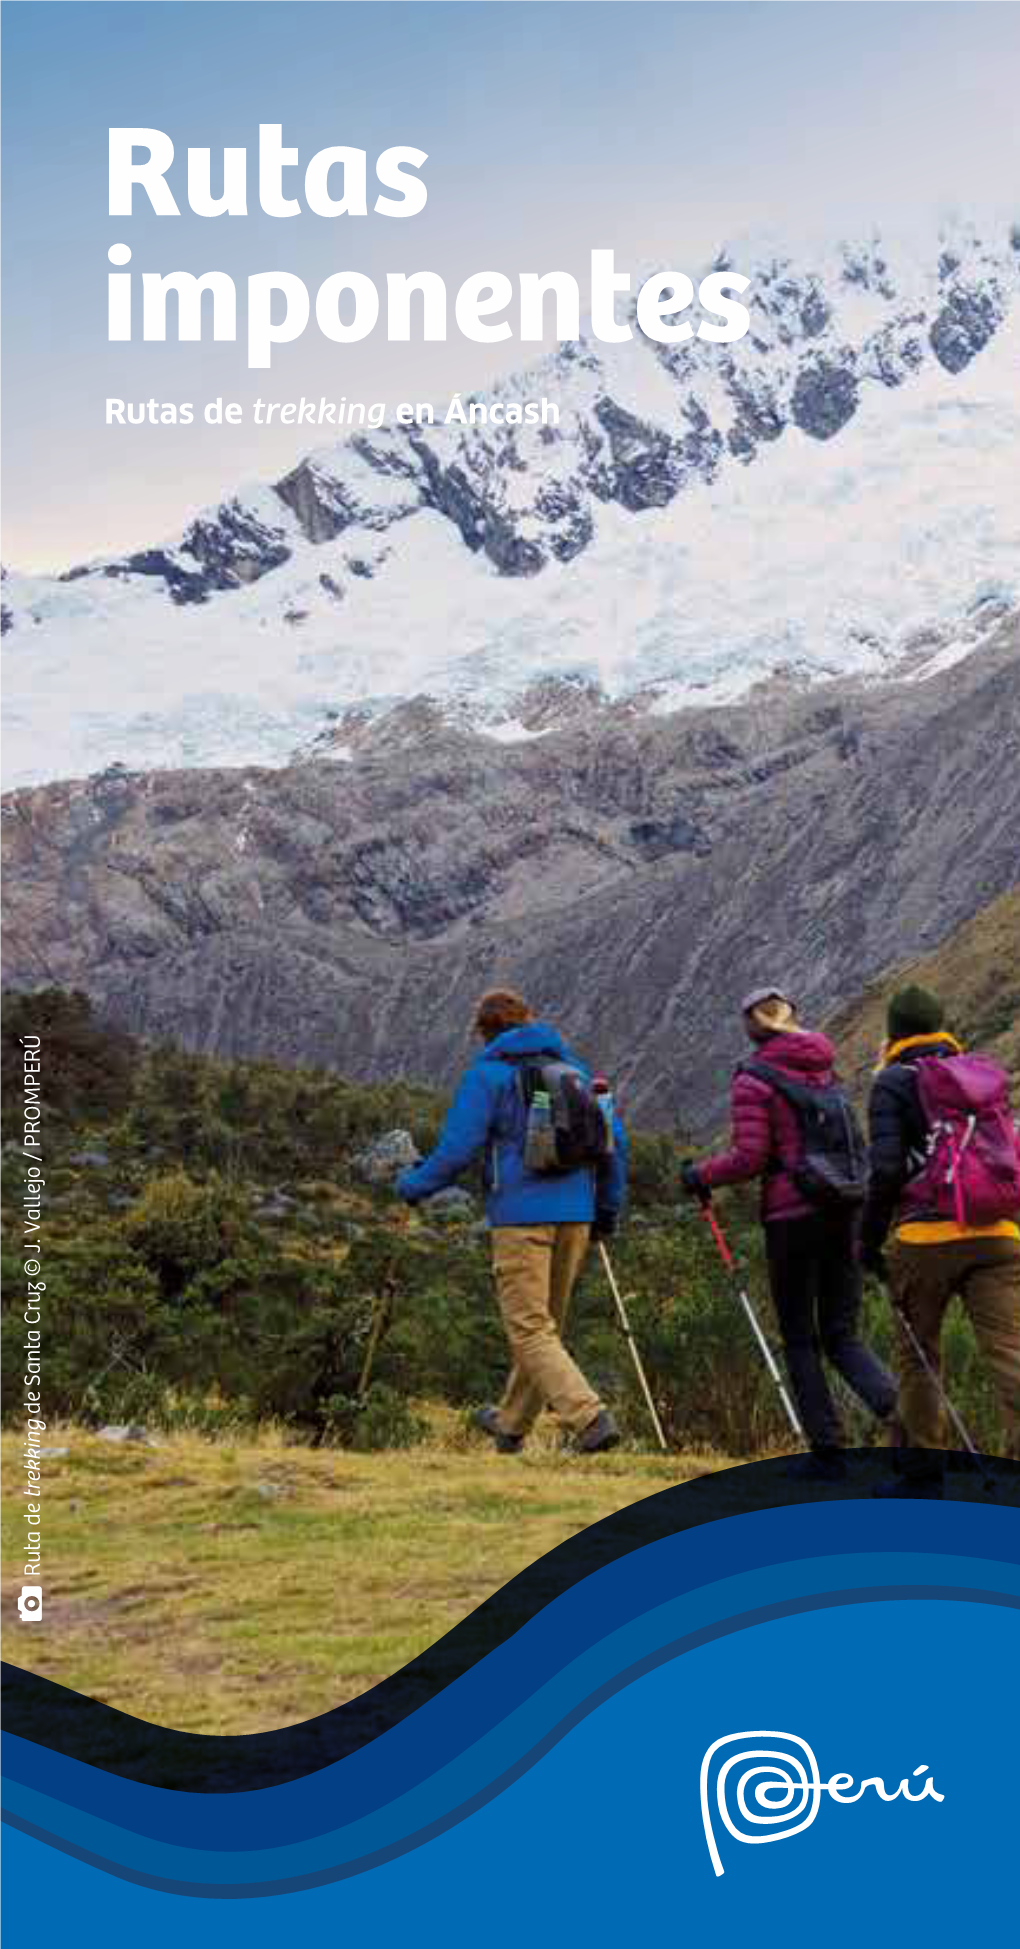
[700,1730,944,1877]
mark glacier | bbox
[2,219,1018,789]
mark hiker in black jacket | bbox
[861,985,1020,1481]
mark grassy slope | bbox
[5,916,1017,1736]
[827,886,1020,1096]
[2,1414,728,1733]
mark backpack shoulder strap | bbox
[737,1058,813,1111]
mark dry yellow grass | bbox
[3,1410,731,1735]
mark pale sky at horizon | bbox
[3,0,1019,569]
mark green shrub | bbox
[320,1384,428,1451]
[252,1299,372,1428]
[1,987,135,1136]
[561,1219,790,1453]
[123,1170,240,1292]
[1,986,1012,1457]
[1,1227,169,1423]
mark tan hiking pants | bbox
[490,1222,599,1436]
[889,1235,1020,1454]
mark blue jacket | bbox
[397,1021,628,1227]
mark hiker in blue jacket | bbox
[398,987,627,1453]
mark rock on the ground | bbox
[351,1129,422,1184]
[424,1186,477,1221]
[254,1191,300,1220]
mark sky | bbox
[3,0,1020,568]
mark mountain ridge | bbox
[3,217,1019,788]
[4,611,1017,1134]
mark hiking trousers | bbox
[490,1222,599,1437]
[889,1235,1020,1455]
[765,1214,898,1448]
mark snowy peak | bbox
[2,218,1019,788]
[21,218,1020,594]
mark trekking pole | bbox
[891,1299,992,1485]
[698,1200,806,1443]
[357,1292,391,1400]
[598,1242,670,1453]
[357,1256,400,1400]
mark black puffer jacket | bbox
[860,1033,962,1256]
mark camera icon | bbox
[17,1586,43,1622]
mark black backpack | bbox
[500,1050,611,1176]
[738,1059,868,1208]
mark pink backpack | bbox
[906,1054,1020,1228]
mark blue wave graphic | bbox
[4,1495,1019,1896]
[7,1454,1016,1799]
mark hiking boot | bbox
[576,1409,620,1454]
[786,1448,847,1483]
[473,1406,524,1454]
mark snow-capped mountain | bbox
[3,218,1019,788]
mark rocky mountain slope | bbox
[828,886,1020,1101]
[3,219,1019,786]
[4,613,1017,1133]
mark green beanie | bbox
[887,984,945,1041]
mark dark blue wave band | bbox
[5,1583,1019,1898]
[3,1452,1017,1804]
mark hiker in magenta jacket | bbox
[682,987,897,1480]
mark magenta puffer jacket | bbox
[698,1030,838,1223]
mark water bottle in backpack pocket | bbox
[908,1054,1020,1227]
[593,1075,616,1154]
[508,1052,611,1177]
[523,1089,559,1174]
